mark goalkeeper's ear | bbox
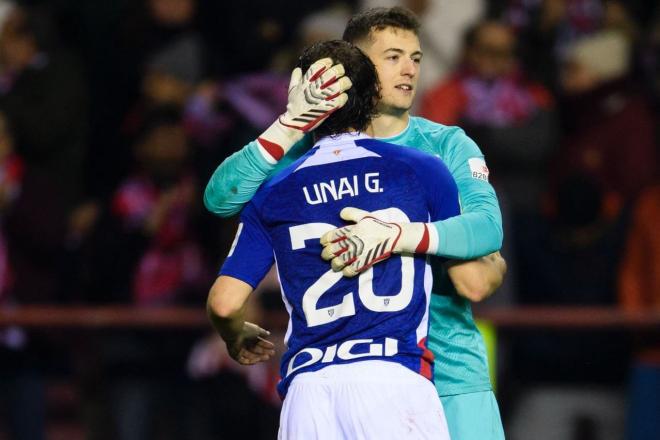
[340,207,369,223]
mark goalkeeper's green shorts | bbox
[441,390,505,439]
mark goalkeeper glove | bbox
[320,207,438,277]
[257,58,352,163]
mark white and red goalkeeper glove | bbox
[320,207,438,277]
[257,58,352,163]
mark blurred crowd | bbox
[0,0,657,439]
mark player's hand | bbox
[257,58,352,163]
[320,207,432,277]
[226,322,276,366]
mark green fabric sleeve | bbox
[203,136,313,217]
[432,129,503,259]
[203,141,274,217]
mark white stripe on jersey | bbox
[274,253,294,347]
[227,223,244,257]
[415,259,433,343]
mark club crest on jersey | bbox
[303,172,384,205]
[468,158,489,182]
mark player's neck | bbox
[367,112,410,138]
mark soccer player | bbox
[208,40,456,439]
[205,7,506,439]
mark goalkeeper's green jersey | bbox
[204,116,502,396]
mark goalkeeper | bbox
[205,7,506,440]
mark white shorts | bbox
[278,360,450,440]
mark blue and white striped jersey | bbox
[220,132,460,397]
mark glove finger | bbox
[321,244,338,261]
[316,64,346,90]
[311,77,352,103]
[320,226,353,246]
[323,92,349,109]
[342,263,361,278]
[304,57,333,82]
[322,76,353,96]
[331,256,348,272]
[340,207,370,223]
[320,229,340,246]
[322,240,350,260]
[288,67,303,93]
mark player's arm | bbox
[321,129,504,279]
[430,128,503,259]
[208,202,276,364]
[204,58,352,217]
[206,275,274,365]
[321,154,462,277]
[446,252,507,302]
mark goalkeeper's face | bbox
[358,27,422,116]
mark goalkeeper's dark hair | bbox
[342,7,420,44]
[297,40,380,139]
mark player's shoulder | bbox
[409,116,470,143]
[409,116,483,161]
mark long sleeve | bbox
[203,141,274,217]
[203,136,313,217]
[431,128,503,259]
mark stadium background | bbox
[0,0,657,438]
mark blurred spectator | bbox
[299,3,352,47]
[269,3,352,73]
[0,109,41,440]
[639,4,660,108]
[619,184,660,315]
[86,106,211,439]
[554,30,656,204]
[502,0,639,88]
[0,5,87,210]
[121,30,205,161]
[183,73,289,176]
[84,0,206,202]
[99,105,208,304]
[0,111,21,300]
[0,0,12,32]
[197,0,340,76]
[508,173,629,439]
[421,19,557,213]
[618,184,660,440]
[0,4,88,303]
[120,0,206,152]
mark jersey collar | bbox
[314,132,372,149]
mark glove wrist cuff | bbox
[395,223,439,255]
[257,119,304,163]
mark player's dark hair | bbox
[342,7,420,44]
[296,40,380,139]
